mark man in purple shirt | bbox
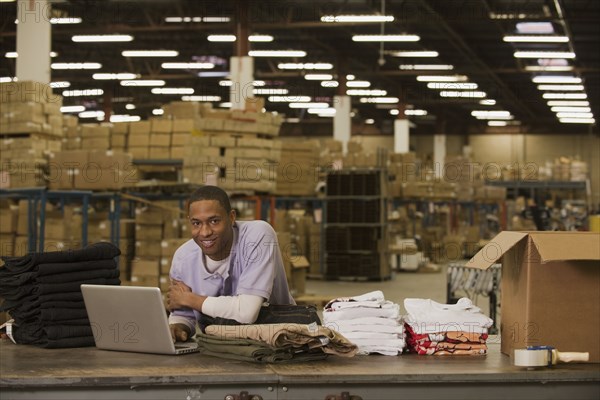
[167,185,295,342]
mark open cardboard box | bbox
[467,231,600,362]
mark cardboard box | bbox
[467,231,600,362]
[290,255,310,295]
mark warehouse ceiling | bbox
[1,0,598,136]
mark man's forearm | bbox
[184,292,208,312]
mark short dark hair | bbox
[187,186,232,214]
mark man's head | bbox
[187,186,236,261]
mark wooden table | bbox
[1,339,598,400]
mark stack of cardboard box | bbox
[0,201,18,257]
[182,134,281,193]
[0,81,65,189]
[0,81,63,136]
[275,140,320,196]
[48,149,137,190]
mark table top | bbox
[1,339,599,388]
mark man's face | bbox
[188,199,235,261]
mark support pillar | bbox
[230,0,253,110]
[394,102,410,153]
[333,95,351,154]
[16,0,51,83]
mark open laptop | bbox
[81,284,199,355]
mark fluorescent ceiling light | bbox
[532,76,581,84]
[321,15,394,23]
[321,81,339,88]
[63,89,104,97]
[347,81,371,88]
[110,115,141,122]
[347,89,387,96]
[389,109,400,116]
[151,88,194,94]
[161,62,214,69]
[6,51,57,58]
[122,50,178,57]
[555,112,594,119]
[286,118,300,123]
[304,74,333,80]
[181,95,222,101]
[50,17,82,24]
[547,100,589,107]
[417,75,468,82]
[427,82,478,90]
[125,104,136,110]
[79,111,105,119]
[207,34,236,42]
[399,64,454,70]
[543,93,587,99]
[268,96,311,102]
[203,17,231,23]
[249,35,274,42]
[359,97,399,104]
[152,109,164,115]
[525,66,574,72]
[440,91,487,98]
[60,105,85,113]
[52,63,101,69]
[198,71,229,77]
[472,110,512,117]
[289,102,329,109]
[308,108,335,115]
[93,73,138,80]
[551,107,591,113]
[72,34,133,42]
[514,51,576,59]
[219,81,266,88]
[516,22,555,34]
[488,121,508,126]
[479,99,496,105]
[218,102,232,108]
[353,35,419,42]
[365,119,375,124]
[278,62,332,70]
[120,80,165,87]
[559,118,595,124]
[537,84,585,91]
[253,88,289,95]
[405,109,428,116]
[390,51,438,57]
[346,75,355,80]
[50,81,70,88]
[503,35,568,43]
[249,50,306,57]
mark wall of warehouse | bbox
[284,133,600,208]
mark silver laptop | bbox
[81,284,199,355]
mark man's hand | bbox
[167,280,192,310]
[169,323,191,343]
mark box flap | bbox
[291,256,310,269]
[529,232,600,262]
[465,231,529,269]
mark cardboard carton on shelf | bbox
[467,231,600,362]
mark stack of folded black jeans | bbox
[0,242,121,348]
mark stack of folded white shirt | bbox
[322,290,405,356]
[403,297,493,355]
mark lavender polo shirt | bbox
[169,220,295,323]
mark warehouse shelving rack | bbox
[323,168,390,281]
